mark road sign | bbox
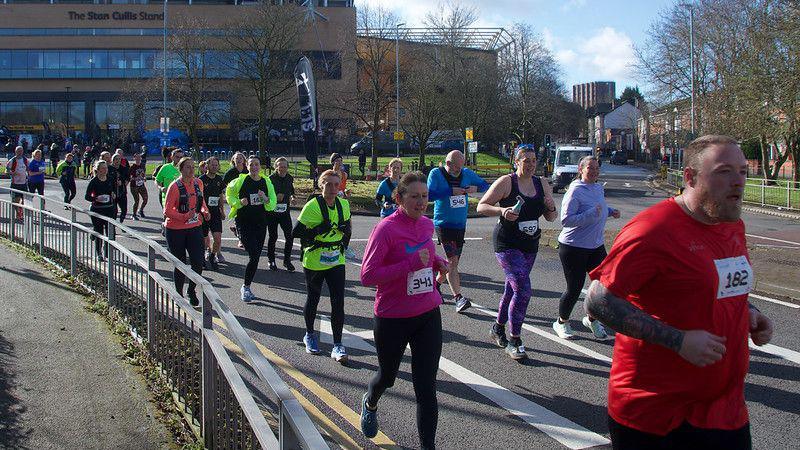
[468,141,478,153]
[465,128,474,142]
[393,131,405,141]
[160,117,170,133]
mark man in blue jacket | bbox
[427,150,489,313]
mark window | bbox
[0,51,10,78]
[95,102,134,127]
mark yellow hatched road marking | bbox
[213,318,398,448]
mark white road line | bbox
[750,340,800,365]
[318,318,609,449]
[746,233,800,247]
[760,281,800,293]
[470,302,612,365]
[749,293,800,309]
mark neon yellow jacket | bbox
[225,173,277,219]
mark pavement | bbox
[7,164,800,450]
[0,244,172,450]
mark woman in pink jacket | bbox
[359,171,449,450]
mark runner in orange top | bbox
[585,135,773,449]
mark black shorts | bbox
[10,183,27,201]
[202,209,223,236]
[608,416,751,450]
[435,226,465,258]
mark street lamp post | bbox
[65,86,71,140]
[395,22,405,158]
[162,0,168,129]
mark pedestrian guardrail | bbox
[0,187,329,450]
[664,168,799,211]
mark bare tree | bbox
[221,2,305,163]
[401,45,446,166]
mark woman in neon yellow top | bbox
[292,169,352,362]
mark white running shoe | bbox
[240,285,255,303]
[331,344,348,363]
[582,316,609,340]
[552,320,574,339]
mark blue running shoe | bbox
[303,332,322,355]
[360,393,378,438]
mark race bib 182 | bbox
[407,267,434,296]
[714,255,753,299]
[449,195,467,209]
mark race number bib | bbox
[518,220,539,236]
[134,179,144,187]
[715,256,753,299]
[186,213,200,225]
[407,267,434,296]
[320,249,340,266]
[449,195,467,208]
[95,194,111,204]
[274,203,287,213]
[207,196,219,207]
[249,193,264,206]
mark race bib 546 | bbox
[449,195,467,209]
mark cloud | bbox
[561,0,588,12]
[578,27,636,81]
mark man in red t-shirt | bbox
[585,135,774,449]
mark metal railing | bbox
[664,168,800,211]
[0,187,328,450]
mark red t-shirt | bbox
[589,198,751,435]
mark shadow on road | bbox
[0,330,30,449]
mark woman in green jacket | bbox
[226,156,276,302]
[292,169,352,363]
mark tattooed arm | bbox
[585,280,728,367]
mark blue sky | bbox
[355,0,679,97]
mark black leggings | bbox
[116,190,128,222]
[90,207,115,254]
[608,416,751,450]
[165,227,205,298]
[60,178,76,203]
[28,181,44,196]
[303,264,345,344]
[267,212,293,262]
[558,243,607,320]
[367,307,442,450]
[238,220,267,286]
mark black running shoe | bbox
[491,323,509,348]
[268,260,278,271]
[284,260,296,272]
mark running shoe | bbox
[582,316,609,340]
[139,209,146,218]
[188,291,200,308]
[331,344,348,363]
[207,253,219,271]
[216,253,225,263]
[268,260,278,271]
[303,332,322,355]
[237,240,244,249]
[132,214,139,221]
[360,393,379,438]
[240,285,255,303]
[490,322,509,348]
[284,260,296,272]
[455,294,471,313]
[505,336,527,360]
[552,320,574,339]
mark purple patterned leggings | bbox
[495,249,538,336]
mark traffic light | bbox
[544,134,552,148]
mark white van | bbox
[551,145,593,192]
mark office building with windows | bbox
[0,1,355,151]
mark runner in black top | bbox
[56,152,78,205]
[223,151,248,252]
[112,152,130,222]
[85,160,117,261]
[477,146,557,360]
[267,156,296,272]
[199,156,225,270]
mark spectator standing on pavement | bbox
[375,158,402,218]
[359,171,448,449]
[477,146,558,360]
[82,146,93,178]
[85,160,116,261]
[56,152,78,205]
[358,147,367,176]
[267,157,296,272]
[292,169,351,362]
[426,150,489,313]
[163,157,209,307]
[585,135,774,449]
[129,153,148,220]
[552,155,620,341]
[6,145,29,220]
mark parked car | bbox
[610,150,628,165]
